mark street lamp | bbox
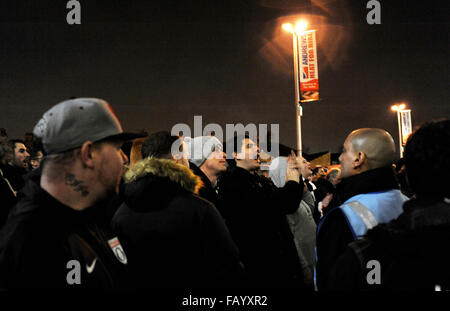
[282,20,308,156]
[391,103,407,158]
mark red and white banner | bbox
[298,30,319,102]
[400,109,412,146]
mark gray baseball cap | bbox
[33,98,146,154]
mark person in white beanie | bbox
[185,136,227,216]
[269,156,316,290]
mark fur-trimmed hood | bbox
[122,158,203,211]
[125,157,202,193]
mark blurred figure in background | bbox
[141,131,189,168]
[4,139,30,192]
[313,177,336,220]
[23,132,35,153]
[0,138,17,228]
[29,149,44,170]
[0,128,8,139]
[393,158,414,198]
[128,136,149,167]
[327,168,341,188]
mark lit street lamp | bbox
[391,103,407,158]
[282,21,308,156]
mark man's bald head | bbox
[349,128,395,169]
[339,128,395,178]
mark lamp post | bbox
[391,103,406,158]
[282,21,308,156]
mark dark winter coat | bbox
[315,166,405,290]
[0,164,27,192]
[189,162,225,217]
[0,166,17,228]
[329,197,450,291]
[0,169,130,290]
[111,158,244,291]
[218,165,305,290]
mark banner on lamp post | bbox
[298,30,319,102]
[400,109,412,146]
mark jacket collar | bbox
[336,166,399,203]
[189,162,211,186]
[228,165,255,178]
[8,168,88,227]
[124,157,203,194]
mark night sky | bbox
[1,0,449,153]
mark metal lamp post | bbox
[391,103,406,158]
[282,21,308,156]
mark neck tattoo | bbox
[65,173,89,197]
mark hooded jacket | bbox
[111,158,243,291]
[0,169,130,290]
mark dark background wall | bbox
[1,0,448,153]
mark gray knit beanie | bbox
[185,136,223,167]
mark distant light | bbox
[295,20,308,35]
[282,23,294,33]
[391,103,407,111]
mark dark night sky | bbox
[1,0,449,153]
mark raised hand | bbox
[286,150,300,183]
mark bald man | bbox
[315,128,408,290]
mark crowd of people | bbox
[0,97,448,291]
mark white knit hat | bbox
[185,136,223,167]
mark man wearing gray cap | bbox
[0,98,144,290]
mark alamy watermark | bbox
[366,259,381,285]
[66,0,81,25]
[66,2,381,26]
[170,116,280,162]
[366,0,381,24]
[66,259,81,285]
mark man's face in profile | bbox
[235,138,260,171]
[95,140,128,198]
[12,142,30,169]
